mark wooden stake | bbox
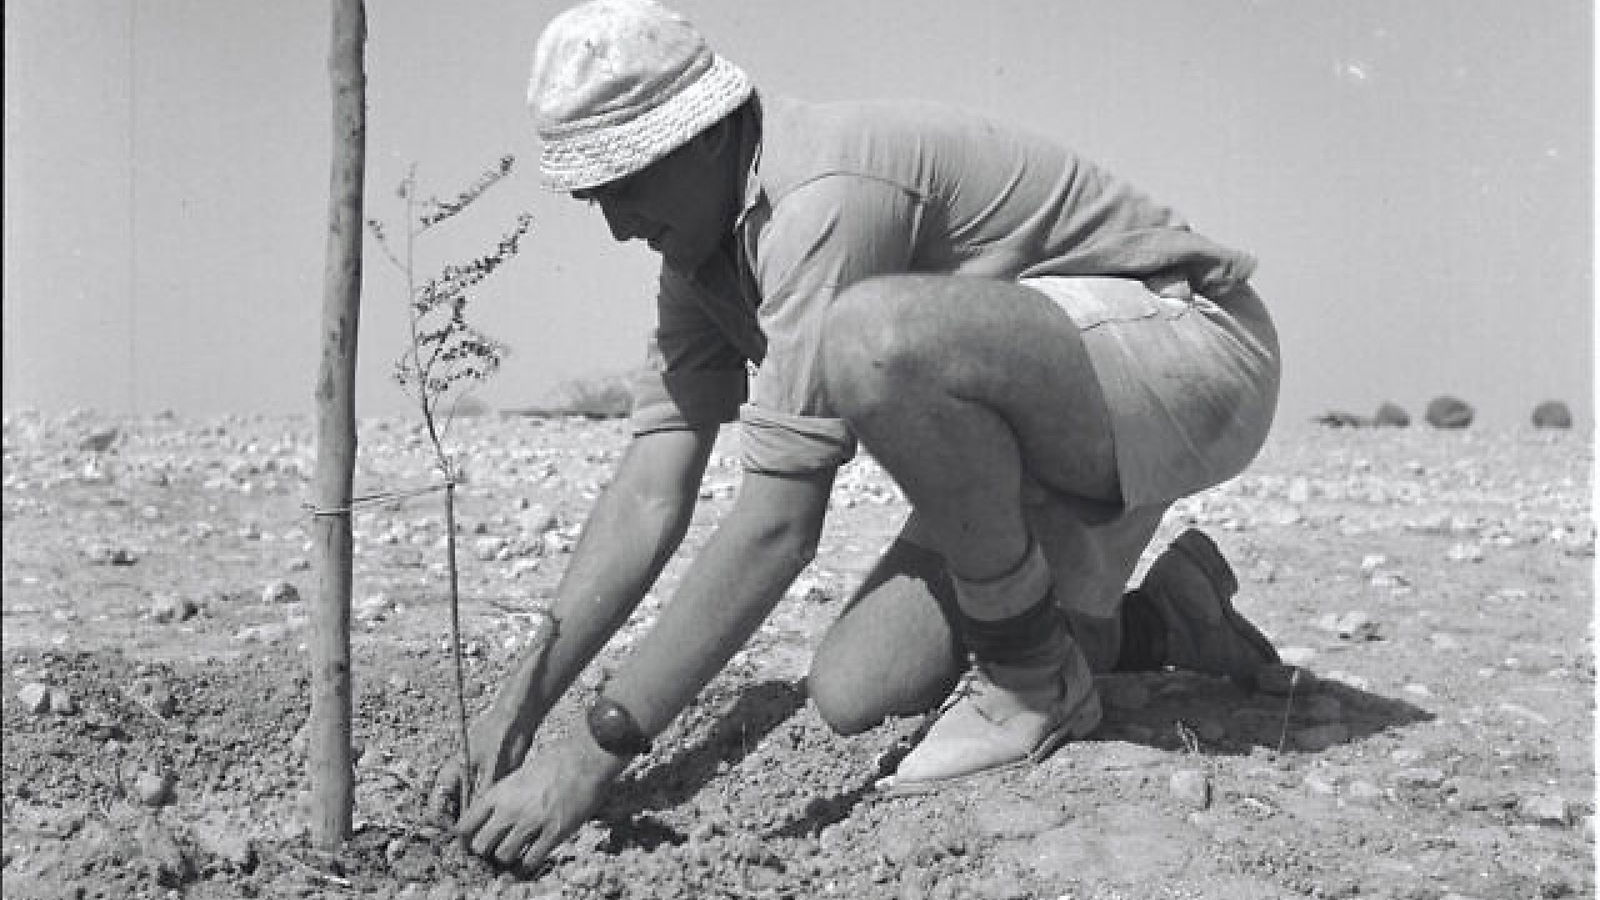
[310,0,366,849]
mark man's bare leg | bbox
[820,274,1121,785]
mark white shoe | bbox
[879,639,1101,794]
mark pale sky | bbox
[3,1,1593,427]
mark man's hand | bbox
[428,710,534,825]
[429,608,560,823]
[454,729,629,871]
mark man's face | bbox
[573,135,734,270]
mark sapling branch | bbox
[367,156,529,811]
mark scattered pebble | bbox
[1286,477,1311,504]
[1343,780,1386,805]
[48,689,78,715]
[1303,772,1338,796]
[1428,632,1463,652]
[785,576,833,604]
[1517,793,1573,826]
[134,769,177,807]
[17,682,52,713]
[971,798,1065,840]
[262,580,301,604]
[1277,646,1317,667]
[1316,611,1381,641]
[150,594,198,624]
[1169,769,1211,809]
[355,594,393,623]
[1390,767,1447,789]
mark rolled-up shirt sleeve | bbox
[630,265,749,435]
[739,174,923,474]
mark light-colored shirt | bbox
[630,95,1258,475]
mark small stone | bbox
[1286,477,1311,504]
[355,594,391,623]
[1428,632,1463,652]
[785,576,832,604]
[1248,560,1278,583]
[1303,772,1338,796]
[48,689,78,715]
[1321,670,1371,691]
[1358,554,1387,576]
[1278,646,1317,667]
[262,580,300,604]
[1391,767,1447,789]
[1344,780,1385,805]
[972,798,1066,839]
[1517,793,1573,826]
[17,682,51,713]
[135,770,177,807]
[234,624,291,645]
[1170,769,1211,809]
[151,594,198,624]
[79,426,120,452]
[1446,542,1484,563]
[136,818,193,886]
[1333,611,1380,641]
[192,821,256,869]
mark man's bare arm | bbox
[600,466,836,737]
[476,426,718,746]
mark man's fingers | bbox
[495,824,541,867]
[454,792,496,844]
[521,827,561,873]
[468,814,514,858]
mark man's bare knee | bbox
[821,276,938,416]
[804,664,882,736]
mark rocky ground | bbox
[1,409,1593,899]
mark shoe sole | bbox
[874,688,1104,796]
[1171,529,1280,672]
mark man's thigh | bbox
[1020,276,1280,508]
[825,273,1123,503]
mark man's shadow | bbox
[1080,667,1434,756]
[593,678,811,848]
[590,665,1434,853]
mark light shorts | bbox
[1020,275,1281,510]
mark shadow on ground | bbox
[1088,669,1435,756]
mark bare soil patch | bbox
[3,411,1592,899]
